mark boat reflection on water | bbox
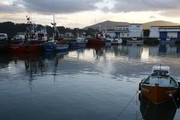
[159,45,167,53]
[11,52,68,81]
[177,46,180,53]
[139,94,180,120]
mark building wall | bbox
[149,27,159,38]
[150,26,180,39]
[120,33,129,38]
[105,32,116,38]
[129,24,143,38]
[167,32,177,38]
[115,24,142,38]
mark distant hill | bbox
[85,20,129,30]
[143,20,180,29]
[85,20,180,30]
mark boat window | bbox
[143,76,150,84]
[152,70,169,76]
[170,77,178,87]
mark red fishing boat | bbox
[88,38,105,45]
[9,16,47,53]
[87,33,105,46]
[9,44,42,53]
[139,66,179,105]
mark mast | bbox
[51,14,56,41]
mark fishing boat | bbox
[70,36,87,48]
[126,38,143,45]
[111,38,122,46]
[43,40,56,52]
[43,15,69,52]
[87,33,105,46]
[10,43,42,53]
[0,33,9,52]
[88,38,105,46]
[139,65,179,105]
[105,37,113,46]
[9,16,44,53]
[56,43,69,51]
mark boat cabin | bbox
[152,66,170,76]
[142,66,178,87]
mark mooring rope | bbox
[112,91,138,120]
[169,93,178,109]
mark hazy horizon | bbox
[1,0,180,28]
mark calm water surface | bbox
[0,45,180,120]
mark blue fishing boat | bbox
[56,44,69,51]
[43,15,69,52]
[43,41,56,52]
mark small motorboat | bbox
[105,37,113,46]
[111,38,122,46]
[139,65,179,105]
[70,37,87,48]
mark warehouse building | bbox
[149,26,180,40]
[115,24,143,38]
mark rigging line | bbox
[112,91,138,120]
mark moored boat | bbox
[70,37,87,48]
[88,38,105,46]
[9,43,42,53]
[105,37,113,46]
[56,43,69,51]
[139,65,179,105]
[111,38,122,46]
[126,38,143,45]
[87,33,105,46]
[43,15,69,52]
[0,33,9,52]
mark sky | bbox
[0,0,180,28]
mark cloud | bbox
[21,0,102,14]
[0,1,24,13]
[111,0,178,12]
[160,9,180,18]
[97,0,180,18]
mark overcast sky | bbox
[0,0,180,28]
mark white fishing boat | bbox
[126,38,143,45]
[70,36,87,48]
[111,38,122,46]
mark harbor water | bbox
[0,45,180,120]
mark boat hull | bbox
[56,44,69,51]
[111,42,121,46]
[9,44,42,53]
[141,84,178,105]
[126,40,143,45]
[43,42,56,52]
[43,42,69,52]
[88,39,105,45]
[70,42,87,48]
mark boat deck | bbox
[143,75,178,87]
